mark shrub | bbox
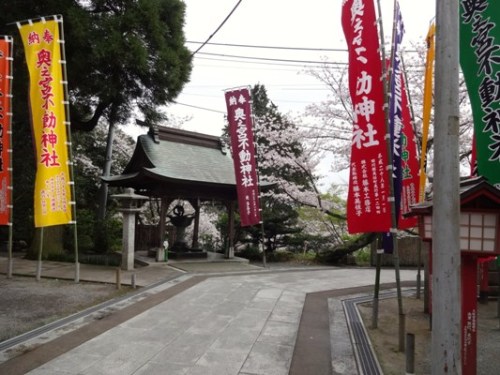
[235,245,262,261]
[316,248,350,265]
[199,234,221,252]
[45,251,122,267]
[267,250,295,262]
[354,247,371,265]
[93,216,123,254]
[293,251,318,264]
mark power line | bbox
[186,83,328,88]
[191,0,243,56]
[187,40,347,52]
[170,101,338,133]
[181,92,328,104]
[188,40,422,55]
[196,51,347,66]
[172,101,226,114]
[195,56,344,71]
[170,100,343,134]
[194,55,422,73]
[182,89,329,97]
[171,96,332,116]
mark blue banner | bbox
[389,1,405,223]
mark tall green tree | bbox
[71,123,136,254]
[0,0,192,253]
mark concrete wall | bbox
[370,236,428,267]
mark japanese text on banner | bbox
[0,37,12,225]
[18,18,72,227]
[342,0,392,233]
[225,88,261,227]
[460,1,500,186]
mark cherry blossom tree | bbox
[289,41,477,261]
[244,85,350,254]
[304,42,475,181]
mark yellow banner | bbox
[18,17,72,227]
[419,22,435,202]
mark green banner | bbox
[460,0,500,186]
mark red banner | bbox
[0,36,12,225]
[225,87,261,227]
[342,0,391,233]
[398,76,419,229]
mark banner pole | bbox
[57,16,79,282]
[249,93,267,268]
[259,221,266,268]
[370,0,387,330]
[388,0,404,318]
[372,235,382,329]
[375,0,405,346]
[7,225,13,278]
[36,227,44,281]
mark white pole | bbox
[432,0,461,373]
[57,16,79,283]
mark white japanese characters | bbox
[225,88,261,226]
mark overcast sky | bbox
[124,0,435,139]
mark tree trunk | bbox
[97,120,116,221]
[317,232,377,264]
[28,225,65,259]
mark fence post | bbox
[116,267,121,290]
[406,333,415,374]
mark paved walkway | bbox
[0,251,266,287]
[0,256,418,375]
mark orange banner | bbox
[419,22,435,202]
[0,36,12,225]
[18,17,72,227]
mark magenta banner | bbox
[225,87,261,227]
[342,0,392,234]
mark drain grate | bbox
[342,290,414,375]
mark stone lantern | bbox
[408,176,500,374]
[111,188,148,271]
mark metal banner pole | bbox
[57,16,79,282]
[36,227,44,281]
[249,93,267,268]
[375,0,405,349]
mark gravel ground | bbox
[359,295,500,374]
[0,276,131,342]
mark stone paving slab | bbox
[0,254,265,286]
[7,267,419,375]
[0,256,183,287]
[169,262,263,274]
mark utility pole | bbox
[432,0,461,373]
